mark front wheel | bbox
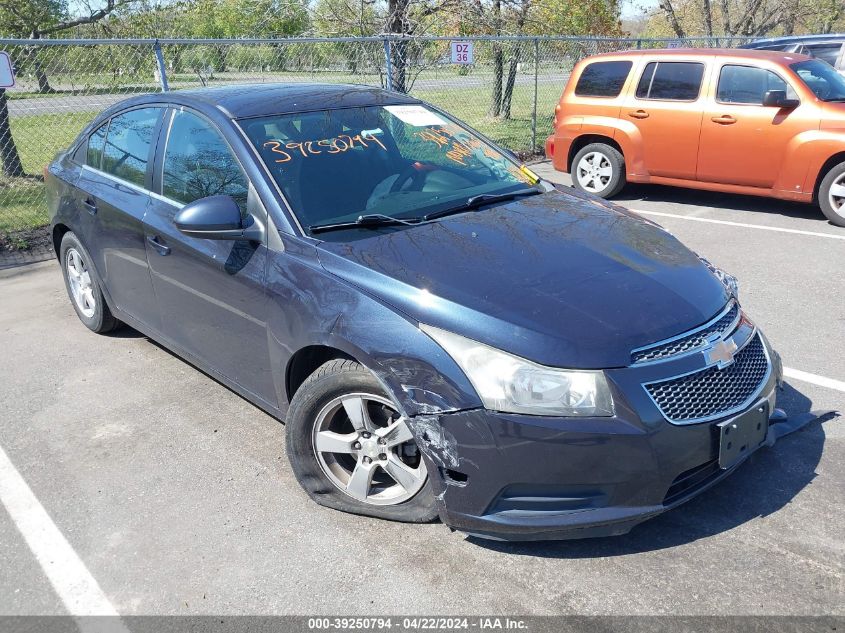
[571,143,626,198]
[285,359,439,522]
[818,162,845,227]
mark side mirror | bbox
[762,90,799,109]
[174,195,263,241]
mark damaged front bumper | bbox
[408,372,808,541]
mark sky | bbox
[622,0,660,20]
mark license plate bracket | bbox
[718,402,769,470]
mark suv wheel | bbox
[59,232,120,333]
[818,162,845,227]
[572,143,625,198]
[285,359,439,522]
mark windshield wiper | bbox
[309,213,422,234]
[423,188,541,222]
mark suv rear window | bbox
[636,61,705,101]
[574,61,633,97]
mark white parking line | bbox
[0,443,125,624]
[784,367,845,393]
[634,209,845,241]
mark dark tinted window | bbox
[162,110,249,211]
[717,65,793,104]
[803,43,842,66]
[102,108,160,187]
[574,61,633,97]
[86,122,108,169]
[636,61,705,100]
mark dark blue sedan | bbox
[46,84,786,540]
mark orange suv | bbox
[545,49,845,226]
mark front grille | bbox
[632,303,740,364]
[645,334,769,423]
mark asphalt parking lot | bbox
[1,163,843,617]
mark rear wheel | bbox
[59,232,120,333]
[285,359,438,522]
[572,143,626,198]
[818,162,845,227]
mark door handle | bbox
[711,115,737,125]
[147,235,171,256]
[82,197,97,215]
[628,110,649,119]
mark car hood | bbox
[316,189,729,368]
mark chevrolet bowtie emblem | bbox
[704,338,738,369]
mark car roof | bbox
[740,34,845,48]
[582,47,812,64]
[109,83,421,119]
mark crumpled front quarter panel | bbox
[264,234,482,417]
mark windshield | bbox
[240,104,538,231]
[791,59,845,101]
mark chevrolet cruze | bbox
[46,84,786,540]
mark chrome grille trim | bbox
[632,301,740,365]
[643,332,771,425]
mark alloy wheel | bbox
[576,151,613,193]
[312,393,426,505]
[827,172,845,219]
[66,248,96,318]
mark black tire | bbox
[571,142,626,198]
[817,161,845,227]
[285,359,439,523]
[59,232,120,334]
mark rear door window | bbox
[716,65,796,104]
[574,61,633,97]
[86,122,108,169]
[101,107,161,187]
[635,61,705,101]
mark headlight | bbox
[700,257,739,299]
[420,324,614,417]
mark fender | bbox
[781,129,845,195]
[263,237,481,419]
[562,118,644,177]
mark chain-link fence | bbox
[0,34,753,255]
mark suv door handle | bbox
[147,235,171,256]
[82,197,97,215]
[628,110,649,119]
[711,115,737,125]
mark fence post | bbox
[153,40,169,92]
[531,38,539,154]
[383,37,393,91]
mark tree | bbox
[465,0,620,120]
[307,0,457,92]
[649,0,844,37]
[0,0,146,179]
[0,89,24,178]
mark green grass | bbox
[413,82,560,153]
[1,111,97,232]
